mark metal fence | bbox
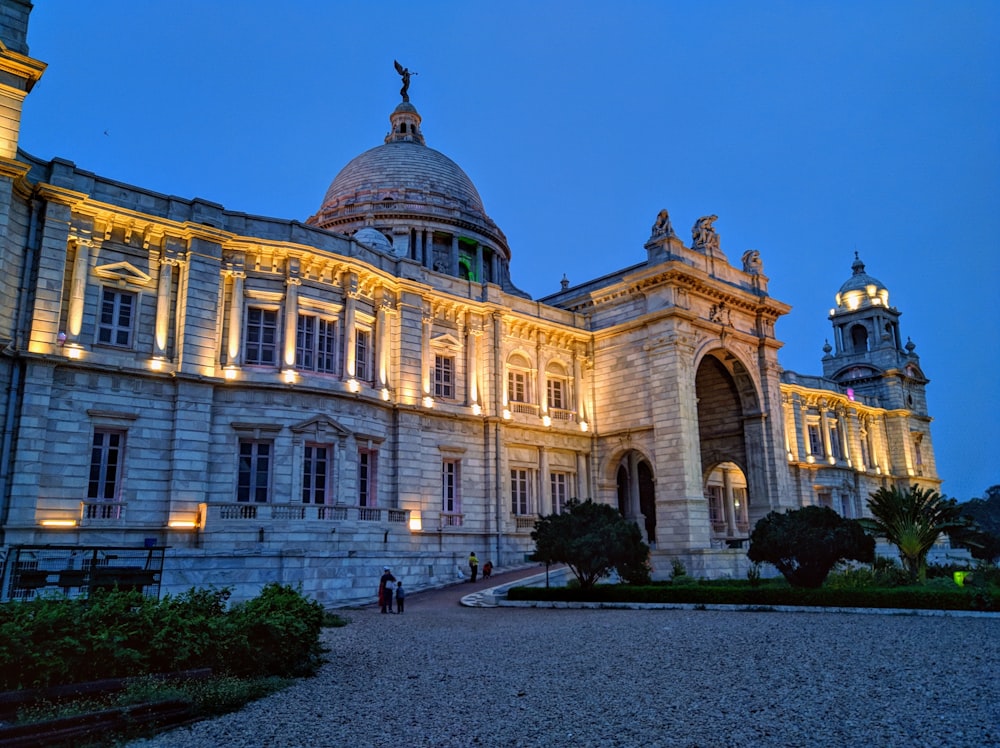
[1,545,165,602]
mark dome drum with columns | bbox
[307,98,525,297]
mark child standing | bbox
[395,579,405,613]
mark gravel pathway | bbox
[128,595,1000,747]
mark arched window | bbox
[506,353,535,414]
[850,324,869,353]
[545,361,573,420]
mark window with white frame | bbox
[354,328,372,381]
[434,354,455,399]
[442,459,461,513]
[550,471,569,514]
[547,378,565,411]
[507,354,532,403]
[237,439,271,503]
[296,314,337,373]
[89,429,125,501]
[245,308,278,366]
[97,288,136,347]
[302,443,331,504]
[511,468,531,515]
[358,446,378,506]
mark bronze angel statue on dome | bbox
[394,60,416,102]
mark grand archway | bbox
[695,353,761,543]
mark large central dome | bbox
[306,96,525,300]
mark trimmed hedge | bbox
[506,581,999,611]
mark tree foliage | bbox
[531,499,650,589]
[747,505,875,588]
[861,484,964,583]
[952,485,1000,563]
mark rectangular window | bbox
[355,328,371,381]
[508,371,527,403]
[817,491,834,510]
[442,459,461,513]
[839,493,853,518]
[97,288,136,347]
[807,424,823,456]
[434,355,455,399]
[237,440,271,503]
[511,468,530,515]
[89,429,124,500]
[358,447,377,506]
[547,379,565,410]
[297,314,337,373]
[302,444,330,504]
[245,308,278,366]
[550,472,568,514]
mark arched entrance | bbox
[615,450,656,546]
[695,353,761,543]
[704,461,749,543]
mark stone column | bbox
[722,465,736,536]
[282,259,301,369]
[154,253,175,358]
[466,314,480,406]
[475,243,483,282]
[575,451,588,500]
[343,272,358,378]
[376,290,392,389]
[421,303,433,397]
[450,234,459,276]
[536,334,547,415]
[820,405,833,462]
[538,447,550,515]
[66,238,93,344]
[226,266,245,366]
[573,348,585,422]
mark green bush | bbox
[0,584,326,690]
[747,506,875,588]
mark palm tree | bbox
[862,485,963,583]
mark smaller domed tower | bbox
[822,253,928,414]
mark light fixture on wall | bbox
[168,519,198,529]
[542,415,552,427]
[422,396,434,408]
[502,408,511,420]
[150,357,165,371]
[347,378,361,393]
[579,420,588,432]
[282,369,297,384]
[223,366,239,381]
[65,344,83,360]
[408,510,422,532]
[40,519,77,528]
[471,403,482,416]
[381,387,391,402]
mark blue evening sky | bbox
[18,1,999,501]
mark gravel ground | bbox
[128,601,1000,748]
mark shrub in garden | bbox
[0,584,326,690]
[531,499,651,589]
[747,505,875,588]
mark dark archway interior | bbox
[638,460,655,544]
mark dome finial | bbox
[851,251,865,275]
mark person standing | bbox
[379,566,395,614]
[468,552,479,583]
[395,579,405,613]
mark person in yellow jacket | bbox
[468,552,479,583]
